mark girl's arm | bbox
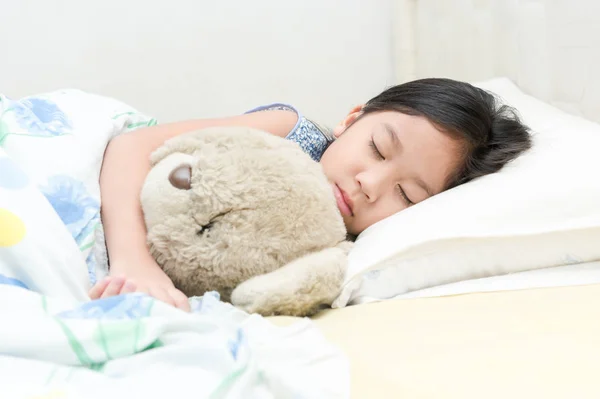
[90,110,297,310]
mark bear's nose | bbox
[169,164,192,190]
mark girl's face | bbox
[320,106,464,236]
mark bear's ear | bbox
[230,241,353,317]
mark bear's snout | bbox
[169,164,192,190]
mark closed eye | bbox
[397,185,414,206]
[197,220,215,236]
[196,211,228,236]
[369,138,384,160]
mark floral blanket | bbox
[0,89,154,288]
[0,90,349,398]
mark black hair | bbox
[361,78,532,188]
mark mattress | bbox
[271,283,600,398]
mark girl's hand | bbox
[89,260,190,312]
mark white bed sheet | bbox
[353,261,600,304]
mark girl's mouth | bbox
[333,184,353,216]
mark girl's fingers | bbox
[89,277,112,299]
[100,277,126,298]
[119,279,138,294]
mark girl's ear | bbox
[333,104,364,138]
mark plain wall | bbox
[400,0,600,124]
[0,0,394,127]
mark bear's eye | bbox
[197,222,213,236]
[196,211,229,236]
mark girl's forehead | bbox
[360,111,448,140]
[363,111,464,183]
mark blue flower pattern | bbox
[85,250,98,286]
[1,91,161,290]
[189,291,221,313]
[228,328,245,360]
[0,274,29,290]
[39,175,100,246]
[57,292,221,320]
[9,96,72,137]
[57,294,154,320]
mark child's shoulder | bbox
[245,103,334,162]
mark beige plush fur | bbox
[140,127,352,316]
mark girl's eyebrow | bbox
[383,123,401,150]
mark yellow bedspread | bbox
[271,284,600,398]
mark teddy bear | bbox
[139,126,353,317]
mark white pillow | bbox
[333,77,600,307]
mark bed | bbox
[276,283,600,398]
[270,1,600,397]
